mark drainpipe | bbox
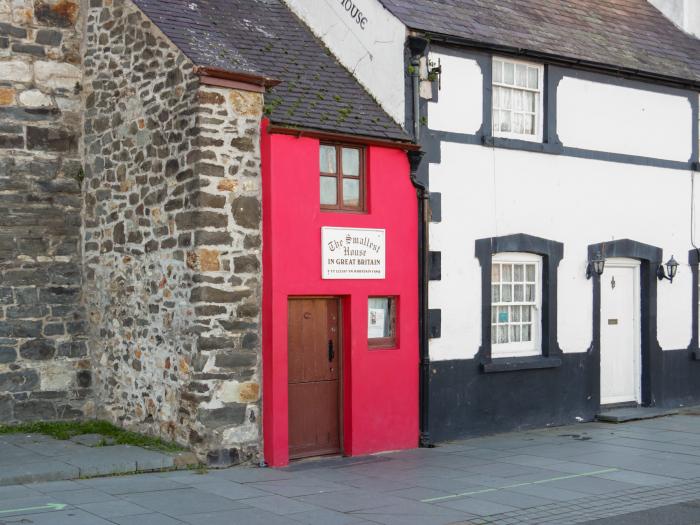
[407,36,433,449]
[408,150,432,448]
[408,36,427,142]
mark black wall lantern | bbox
[657,255,679,283]
[586,251,605,279]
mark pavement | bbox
[0,433,184,486]
[4,414,700,523]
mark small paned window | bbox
[320,144,365,212]
[492,58,544,142]
[368,297,397,349]
[491,253,542,357]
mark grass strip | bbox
[0,420,185,453]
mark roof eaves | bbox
[419,29,700,91]
[193,66,281,93]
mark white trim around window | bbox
[491,252,542,358]
[492,57,544,143]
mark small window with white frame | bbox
[491,252,542,358]
[492,57,544,142]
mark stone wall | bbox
[0,0,91,421]
[83,0,263,464]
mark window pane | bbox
[511,305,521,322]
[516,64,527,87]
[513,90,523,111]
[368,297,395,341]
[523,305,532,322]
[501,284,512,302]
[510,325,521,342]
[497,325,508,344]
[524,114,534,135]
[526,284,535,301]
[343,178,360,208]
[514,284,524,302]
[500,88,512,109]
[492,263,501,283]
[503,62,514,84]
[491,284,500,303]
[493,60,503,83]
[525,91,536,112]
[491,307,497,324]
[500,110,511,132]
[502,264,512,282]
[342,148,360,176]
[513,113,523,134]
[522,324,532,342]
[320,176,337,205]
[320,145,336,173]
[526,264,536,282]
[528,67,539,89]
[514,264,524,282]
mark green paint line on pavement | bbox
[421,468,620,503]
[0,503,67,515]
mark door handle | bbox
[328,340,334,362]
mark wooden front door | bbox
[288,298,341,459]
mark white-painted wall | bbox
[425,53,694,162]
[429,143,696,361]
[427,52,483,135]
[283,0,406,124]
[425,55,697,361]
[557,77,693,162]
[649,0,700,38]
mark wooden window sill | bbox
[481,355,562,373]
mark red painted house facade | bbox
[261,123,419,466]
[109,0,419,466]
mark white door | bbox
[600,258,641,405]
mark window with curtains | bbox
[492,57,544,142]
[491,252,542,357]
[319,144,365,212]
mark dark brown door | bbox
[288,298,340,459]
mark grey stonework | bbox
[82,1,263,464]
[0,0,92,422]
[1,0,264,465]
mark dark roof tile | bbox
[133,0,410,141]
[381,0,700,84]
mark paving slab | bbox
[582,499,700,524]
[597,407,678,423]
[3,413,700,523]
[120,487,251,516]
[0,433,185,485]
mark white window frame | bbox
[492,57,544,143]
[491,252,542,358]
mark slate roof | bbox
[380,0,700,86]
[132,0,410,141]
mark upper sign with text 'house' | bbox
[283,0,407,125]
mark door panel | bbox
[288,298,340,459]
[600,261,640,405]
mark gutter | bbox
[194,66,281,93]
[417,30,700,92]
[267,124,419,151]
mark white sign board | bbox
[322,227,385,279]
[368,308,386,337]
